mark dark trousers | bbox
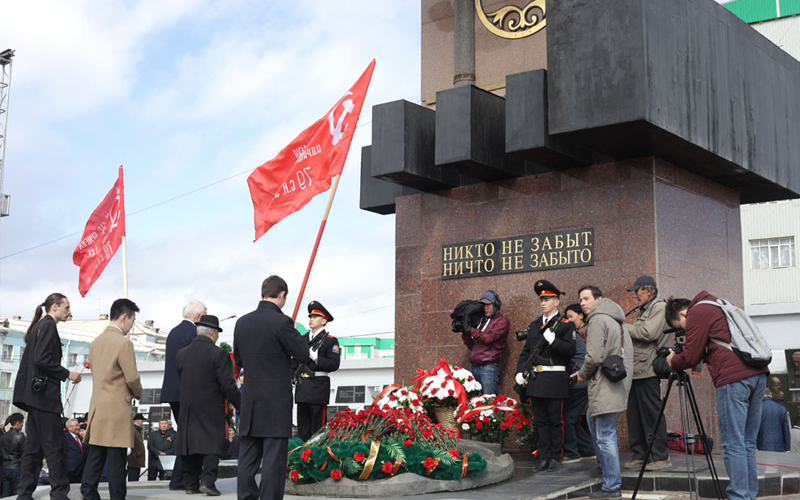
[627,377,669,462]
[168,402,185,489]
[296,403,326,442]
[17,408,69,500]
[127,467,141,482]
[181,454,219,490]
[237,436,288,500]
[147,466,167,481]
[562,385,595,459]
[80,446,127,500]
[531,397,565,462]
[2,468,20,497]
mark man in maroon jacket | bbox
[665,292,768,500]
[461,290,510,395]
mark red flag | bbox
[73,166,126,297]
[247,59,376,241]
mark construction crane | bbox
[0,48,15,217]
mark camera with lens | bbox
[515,330,528,342]
[652,327,686,378]
[32,376,48,392]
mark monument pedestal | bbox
[394,158,742,447]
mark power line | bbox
[335,303,393,319]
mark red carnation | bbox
[301,449,312,462]
[330,469,343,480]
[423,457,436,469]
[353,452,366,462]
[404,439,413,447]
[431,388,438,394]
[440,381,447,388]
[381,461,393,474]
[476,420,483,429]
[449,449,460,458]
[389,395,397,401]
[448,389,455,396]
[290,469,300,481]
[515,422,523,430]
[411,399,420,405]
[83,361,91,369]
[328,431,336,438]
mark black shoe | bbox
[538,459,550,471]
[547,460,562,472]
[588,487,621,499]
[199,485,221,497]
[588,465,603,478]
[185,489,201,495]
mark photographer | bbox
[515,281,576,473]
[12,294,82,500]
[460,290,509,395]
[624,276,672,471]
[666,292,769,500]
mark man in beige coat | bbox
[81,299,143,500]
[574,286,633,500]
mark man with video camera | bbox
[459,290,509,396]
[666,292,769,500]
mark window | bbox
[750,237,795,269]
[0,372,12,389]
[0,400,9,417]
[148,406,172,426]
[140,388,162,404]
[335,386,366,404]
[19,346,24,359]
[67,353,79,367]
[1,345,13,362]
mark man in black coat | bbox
[64,419,86,484]
[515,280,577,473]
[146,419,176,481]
[234,276,308,500]
[160,299,206,490]
[13,293,82,500]
[176,315,241,496]
[1,413,26,496]
[293,301,341,441]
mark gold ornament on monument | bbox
[475,0,546,39]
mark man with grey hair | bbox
[160,299,206,491]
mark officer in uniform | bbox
[293,301,341,441]
[515,280,577,472]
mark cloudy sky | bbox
[0,0,421,342]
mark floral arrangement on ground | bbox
[415,360,483,409]
[287,406,487,484]
[455,394,532,443]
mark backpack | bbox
[697,299,772,369]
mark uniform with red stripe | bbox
[515,280,577,472]
[293,301,341,441]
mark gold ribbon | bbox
[462,454,469,478]
[357,440,381,480]
[319,460,328,471]
[391,458,403,476]
[326,447,340,462]
[361,427,378,442]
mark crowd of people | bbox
[3,274,796,500]
[458,276,790,500]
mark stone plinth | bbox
[394,158,742,448]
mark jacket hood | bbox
[586,297,625,324]
[689,290,717,307]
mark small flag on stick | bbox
[73,166,126,297]
[247,59,376,241]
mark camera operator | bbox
[515,280,576,473]
[624,276,672,471]
[460,290,509,395]
[665,292,769,500]
[12,294,82,500]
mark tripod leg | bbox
[632,375,674,500]
[683,376,725,500]
[676,376,699,500]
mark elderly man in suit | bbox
[176,315,241,496]
[64,419,86,484]
[234,276,307,500]
[81,299,143,500]
[160,299,206,490]
[13,293,82,500]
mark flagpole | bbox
[122,235,129,298]
[291,174,342,321]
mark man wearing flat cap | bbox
[176,315,241,495]
[515,280,577,472]
[292,301,341,441]
[127,413,146,482]
[624,276,672,471]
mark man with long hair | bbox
[13,293,82,500]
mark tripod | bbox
[631,369,724,500]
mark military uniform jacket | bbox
[12,315,70,414]
[293,329,340,405]
[234,301,308,438]
[515,313,577,399]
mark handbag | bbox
[600,324,627,382]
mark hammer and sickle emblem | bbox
[328,92,355,146]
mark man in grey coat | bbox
[624,276,672,471]
[574,286,633,500]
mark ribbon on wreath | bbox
[461,454,469,478]
[411,358,468,407]
[357,440,381,480]
[456,404,516,423]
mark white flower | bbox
[462,423,470,431]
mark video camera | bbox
[515,330,528,342]
[656,326,685,358]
